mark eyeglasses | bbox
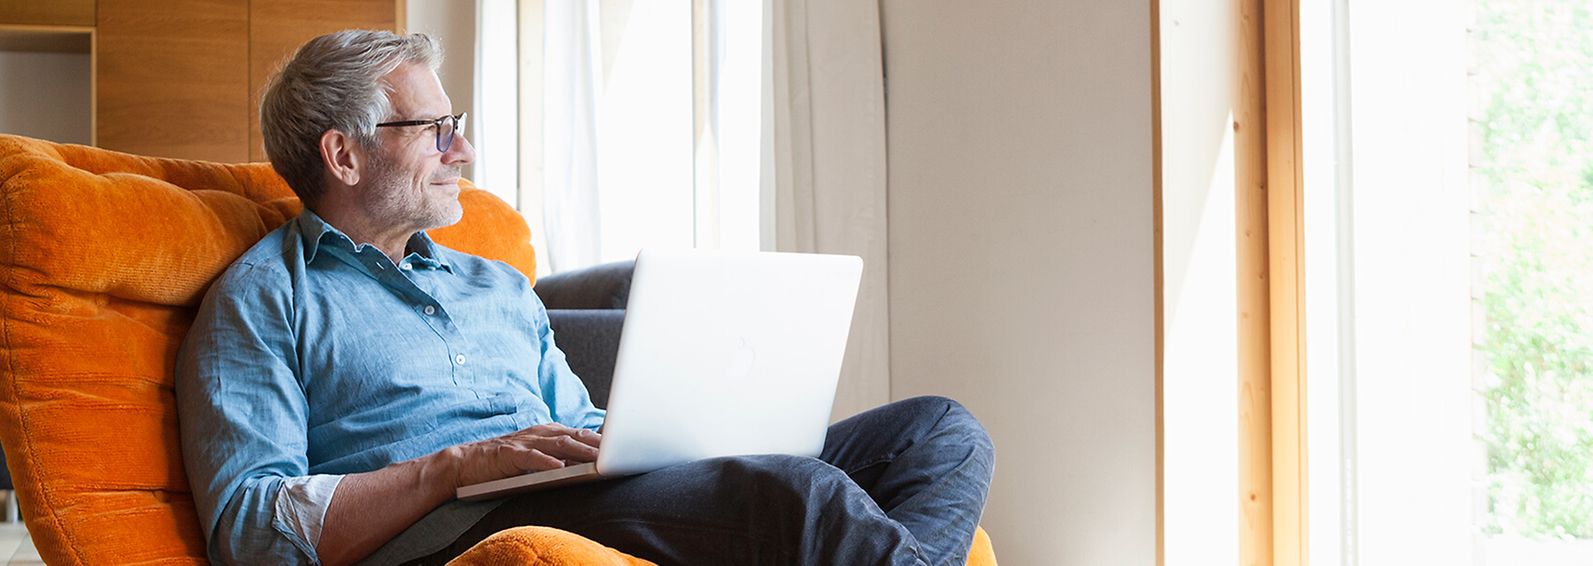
[375,112,468,153]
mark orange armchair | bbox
[0,134,994,565]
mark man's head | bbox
[261,30,473,231]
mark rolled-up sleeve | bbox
[177,264,324,565]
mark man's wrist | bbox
[411,447,464,505]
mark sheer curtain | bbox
[764,0,891,420]
[530,0,893,419]
[540,0,604,273]
[538,0,694,274]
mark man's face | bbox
[361,62,475,234]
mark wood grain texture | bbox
[96,0,249,162]
[248,0,397,162]
[0,0,93,27]
[1237,0,1274,562]
[1264,0,1306,563]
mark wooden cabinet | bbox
[2,0,398,162]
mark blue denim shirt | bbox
[176,210,605,565]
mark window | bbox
[474,0,765,276]
[1470,0,1593,560]
[1301,0,1593,563]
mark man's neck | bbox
[311,206,414,263]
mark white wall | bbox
[881,0,1157,564]
[0,51,91,145]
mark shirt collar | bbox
[297,210,453,274]
[402,230,454,273]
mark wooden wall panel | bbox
[1265,0,1306,563]
[1238,0,1274,561]
[248,0,397,162]
[0,0,94,26]
[96,0,248,162]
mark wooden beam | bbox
[1264,0,1306,563]
[1238,0,1274,561]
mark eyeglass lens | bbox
[437,113,467,153]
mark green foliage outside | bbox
[1472,0,1593,539]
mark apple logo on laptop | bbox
[726,336,757,381]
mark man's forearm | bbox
[315,450,458,566]
[312,423,601,565]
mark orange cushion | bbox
[448,525,997,565]
[447,526,654,566]
[0,134,538,563]
[968,525,998,566]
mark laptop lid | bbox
[594,249,864,476]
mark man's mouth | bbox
[431,169,464,187]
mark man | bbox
[177,29,994,566]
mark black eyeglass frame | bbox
[374,112,468,153]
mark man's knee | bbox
[898,396,994,452]
[706,455,866,532]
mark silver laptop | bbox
[457,248,864,501]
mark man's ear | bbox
[319,130,364,187]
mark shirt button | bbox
[423,305,436,316]
[454,354,467,365]
[400,263,413,271]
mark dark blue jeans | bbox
[413,396,995,565]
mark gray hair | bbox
[260,30,443,206]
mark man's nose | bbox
[445,134,476,165]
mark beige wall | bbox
[406,0,476,178]
[0,50,91,145]
[881,0,1157,564]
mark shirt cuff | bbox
[272,474,344,563]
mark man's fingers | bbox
[535,434,600,463]
[513,448,565,473]
[455,428,604,488]
[509,424,603,449]
[523,422,576,436]
[570,427,602,448]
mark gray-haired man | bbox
[177,29,994,566]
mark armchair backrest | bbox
[0,134,534,564]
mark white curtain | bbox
[534,0,893,418]
[763,0,892,420]
[541,0,604,273]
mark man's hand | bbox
[317,424,602,566]
[442,423,603,489]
